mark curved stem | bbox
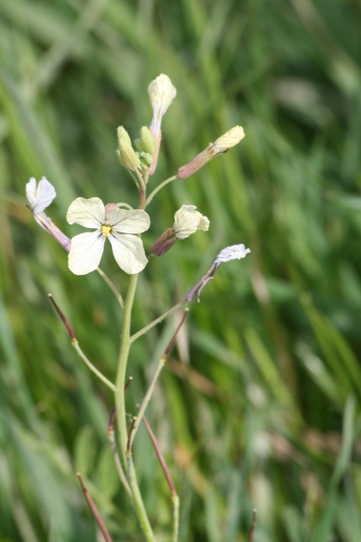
[96,267,124,308]
[146,175,177,207]
[71,340,116,391]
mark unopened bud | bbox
[148,74,176,138]
[117,126,140,170]
[139,152,153,168]
[140,126,155,154]
[177,126,245,180]
[151,228,177,256]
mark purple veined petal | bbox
[67,197,105,228]
[213,244,251,265]
[109,232,148,274]
[26,177,56,214]
[68,231,105,275]
[109,208,151,234]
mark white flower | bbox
[148,74,176,138]
[214,244,251,264]
[26,177,71,251]
[66,197,150,275]
[26,177,56,214]
[173,205,210,240]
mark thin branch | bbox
[145,174,177,206]
[77,473,113,542]
[49,294,116,391]
[142,415,179,542]
[129,309,189,449]
[127,417,137,453]
[248,509,257,542]
[96,267,124,308]
[130,302,186,344]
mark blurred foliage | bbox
[1,0,361,540]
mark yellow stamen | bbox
[102,224,112,236]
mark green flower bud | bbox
[134,138,143,152]
[140,126,155,154]
[117,126,140,170]
[139,152,153,168]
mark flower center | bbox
[101,224,113,236]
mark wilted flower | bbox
[148,74,177,139]
[213,243,251,264]
[177,126,245,180]
[67,197,150,275]
[26,177,71,251]
[151,205,209,256]
[185,243,251,302]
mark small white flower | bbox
[26,177,71,251]
[214,244,251,264]
[67,197,150,275]
[173,205,210,240]
[26,177,56,214]
[148,74,176,138]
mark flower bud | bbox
[151,228,177,256]
[148,74,176,138]
[139,152,153,168]
[177,126,245,180]
[140,126,155,154]
[117,126,140,170]
[210,126,245,156]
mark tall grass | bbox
[1,0,361,540]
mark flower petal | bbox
[109,208,151,234]
[109,233,148,274]
[26,177,56,214]
[213,244,251,264]
[67,197,105,228]
[173,204,209,239]
[68,231,105,275]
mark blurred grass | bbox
[1,0,361,540]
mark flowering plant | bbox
[26,74,250,542]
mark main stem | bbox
[115,273,138,467]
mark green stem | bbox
[126,453,157,542]
[172,495,180,542]
[115,274,138,467]
[72,340,116,391]
[129,356,166,449]
[145,175,177,206]
[96,267,124,308]
[129,302,185,344]
[114,274,157,541]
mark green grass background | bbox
[1,0,361,540]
